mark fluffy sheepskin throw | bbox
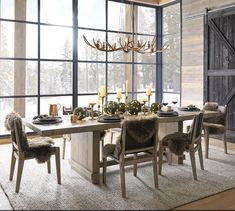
[162,132,190,156]
[5,112,55,163]
[110,116,157,158]
[203,103,227,134]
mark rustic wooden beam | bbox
[208,69,235,76]
[208,19,235,59]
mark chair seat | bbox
[24,138,56,163]
[203,122,225,133]
[161,132,190,156]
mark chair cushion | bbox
[162,132,190,156]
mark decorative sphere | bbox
[151,102,161,114]
[126,100,141,115]
[73,107,86,120]
[118,102,126,113]
[104,101,118,114]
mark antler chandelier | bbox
[83,3,167,54]
[83,35,165,54]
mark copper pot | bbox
[49,104,61,116]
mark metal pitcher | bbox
[49,103,61,116]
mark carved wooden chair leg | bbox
[223,132,227,154]
[120,162,126,198]
[62,136,66,160]
[158,143,163,175]
[153,153,158,188]
[133,154,137,177]
[15,158,24,193]
[103,157,107,184]
[204,128,209,159]
[9,151,16,181]
[198,143,204,170]
[47,159,51,174]
[189,150,197,180]
[55,148,61,184]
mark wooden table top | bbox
[22,110,220,136]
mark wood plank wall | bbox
[181,0,235,108]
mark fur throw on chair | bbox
[111,116,157,158]
[123,116,157,143]
[5,112,55,163]
[162,132,190,156]
[203,102,218,111]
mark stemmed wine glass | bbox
[162,98,168,110]
[172,97,178,106]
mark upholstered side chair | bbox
[5,112,61,193]
[158,112,204,180]
[102,117,158,198]
[202,102,227,158]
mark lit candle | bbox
[98,90,100,106]
[117,88,122,98]
[146,85,151,96]
[100,85,106,97]
[125,80,128,97]
[142,96,147,102]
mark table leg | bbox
[69,131,101,184]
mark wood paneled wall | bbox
[181,0,235,108]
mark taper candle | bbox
[125,80,128,97]
[146,85,151,96]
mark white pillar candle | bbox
[146,85,151,96]
[100,86,106,97]
[117,88,122,98]
[125,80,128,97]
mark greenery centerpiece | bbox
[117,102,126,114]
[150,102,161,114]
[104,101,118,115]
[73,107,87,120]
[126,100,141,115]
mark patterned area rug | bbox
[0,144,235,210]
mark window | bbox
[162,3,181,106]
[0,0,181,136]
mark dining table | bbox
[22,109,221,184]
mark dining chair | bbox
[102,117,158,198]
[202,102,227,158]
[5,112,61,193]
[158,112,204,180]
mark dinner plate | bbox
[33,116,62,124]
[157,111,179,117]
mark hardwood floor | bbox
[0,136,235,210]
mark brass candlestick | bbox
[147,95,151,114]
[143,100,147,116]
[98,105,101,115]
[101,96,105,115]
[117,97,121,103]
[89,103,96,120]
[125,95,128,104]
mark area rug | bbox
[0,144,235,210]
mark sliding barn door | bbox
[204,6,235,139]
